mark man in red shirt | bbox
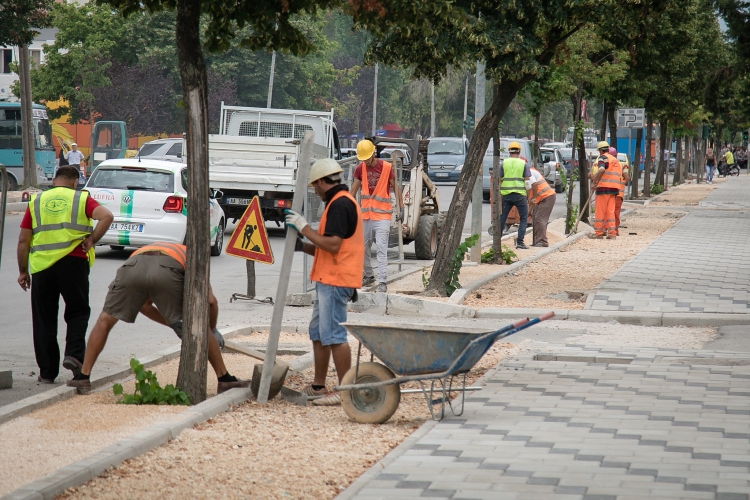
[17,166,113,384]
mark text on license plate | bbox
[436,173,449,177]
[228,197,252,205]
[111,223,144,232]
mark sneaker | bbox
[66,378,91,393]
[376,283,388,293]
[311,392,341,406]
[38,375,55,384]
[62,356,83,377]
[302,385,328,397]
[516,242,529,250]
[362,276,376,287]
[217,378,251,394]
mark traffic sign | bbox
[617,108,645,128]
[225,196,274,264]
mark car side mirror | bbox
[210,189,223,200]
[176,152,182,158]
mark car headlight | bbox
[455,164,464,171]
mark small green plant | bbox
[481,245,517,265]
[444,234,479,296]
[421,266,430,290]
[650,184,664,195]
[113,358,190,405]
[480,248,495,263]
[565,204,579,234]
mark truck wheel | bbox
[415,215,438,260]
[5,175,18,192]
[211,219,224,256]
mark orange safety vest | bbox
[360,161,393,221]
[132,242,187,269]
[310,190,364,288]
[617,166,628,198]
[529,167,555,205]
[597,153,623,191]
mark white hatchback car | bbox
[85,159,225,255]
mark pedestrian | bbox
[724,147,735,172]
[65,143,85,172]
[285,158,364,406]
[528,163,556,247]
[610,147,630,236]
[350,139,403,293]
[590,141,623,240]
[705,148,716,183]
[17,166,114,384]
[498,141,532,249]
[66,242,250,394]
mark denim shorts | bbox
[309,282,354,346]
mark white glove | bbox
[524,180,533,190]
[211,327,225,349]
[284,209,308,233]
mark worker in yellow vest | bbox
[528,164,556,247]
[498,142,532,249]
[285,158,364,406]
[591,141,623,239]
[16,166,113,383]
[351,139,403,293]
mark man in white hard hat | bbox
[285,158,364,406]
[350,139,403,293]
[65,143,85,172]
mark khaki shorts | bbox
[103,254,184,327]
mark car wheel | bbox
[211,220,224,256]
[110,245,125,251]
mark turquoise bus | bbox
[0,102,56,190]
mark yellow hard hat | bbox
[508,141,521,151]
[597,141,610,150]
[308,158,344,186]
[356,139,375,161]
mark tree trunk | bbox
[644,115,653,196]
[174,0,211,404]
[571,90,590,224]
[533,111,541,168]
[631,127,642,198]
[491,126,501,261]
[655,122,668,186]
[600,100,608,142]
[608,105,617,155]
[19,45,36,189]
[673,135,683,185]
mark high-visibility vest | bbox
[529,167,555,204]
[132,242,187,269]
[310,190,364,288]
[617,167,628,198]
[596,153,623,190]
[360,161,393,221]
[28,187,95,274]
[500,158,527,196]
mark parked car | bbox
[137,138,184,163]
[542,141,569,149]
[538,147,564,193]
[558,147,576,176]
[340,148,357,158]
[481,138,533,201]
[617,153,630,171]
[379,147,412,165]
[85,159,225,255]
[426,137,469,182]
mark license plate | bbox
[111,223,144,232]
[228,197,252,205]
[435,173,449,177]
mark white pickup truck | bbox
[207,104,341,223]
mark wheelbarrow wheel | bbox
[340,362,401,424]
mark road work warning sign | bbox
[225,196,274,264]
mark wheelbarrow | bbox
[334,312,555,424]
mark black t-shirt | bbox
[323,184,358,239]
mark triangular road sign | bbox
[225,196,274,264]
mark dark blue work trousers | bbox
[498,192,529,245]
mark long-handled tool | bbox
[567,190,594,237]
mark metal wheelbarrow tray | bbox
[334,312,554,424]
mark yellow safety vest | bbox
[28,187,95,274]
[500,158,527,196]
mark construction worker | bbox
[65,143,85,172]
[285,158,364,406]
[591,141,623,239]
[610,147,630,236]
[528,162,556,247]
[350,139,403,293]
[498,141,532,249]
[66,242,250,394]
[16,166,114,383]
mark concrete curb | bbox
[475,308,750,326]
[5,201,27,212]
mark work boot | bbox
[217,378,251,394]
[376,283,388,293]
[62,356,83,377]
[531,243,548,247]
[606,234,617,240]
[516,242,529,250]
[38,375,55,384]
[362,276,376,287]
[588,233,604,239]
[66,378,91,394]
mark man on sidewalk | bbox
[611,147,630,236]
[528,163,556,247]
[285,158,364,406]
[350,139,403,293]
[65,143,85,172]
[498,141,532,249]
[17,166,113,384]
[66,242,249,394]
[590,141,623,240]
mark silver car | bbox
[137,138,184,163]
[538,147,564,193]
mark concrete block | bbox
[285,293,313,307]
[0,370,11,389]
[349,291,387,314]
[662,313,750,327]
[567,310,663,326]
[475,308,569,321]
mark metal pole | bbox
[471,61,486,263]
[372,63,378,136]
[267,51,276,108]
[462,73,469,139]
[0,165,7,270]
[396,158,404,272]
[430,82,436,137]
[257,131,314,403]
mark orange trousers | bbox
[615,196,623,235]
[593,193,617,237]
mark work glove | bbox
[294,235,305,252]
[284,209,308,233]
[397,207,404,222]
[211,327,225,349]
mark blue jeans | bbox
[705,165,714,182]
[309,282,354,346]
[499,193,529,244]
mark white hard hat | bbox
[308,158,344,186]
[71,142,78,146]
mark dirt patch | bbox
[649,181,719,206]
[463,208,686,309]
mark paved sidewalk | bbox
[588,178,750,313]
[346,344,750,499]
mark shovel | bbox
[223,341,289,400]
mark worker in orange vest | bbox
[528,164,557,247]
[285,159,364,406]
[591,141,623,239]
[609,147,630,236]
[351,139,403,293]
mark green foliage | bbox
[650,184,664,195]
[566,204,579,234]
[421,266,430,290]
[480,248,494,264]
[481,246,516,265]
[0,0,53,46]
[113,359,190,406]
[444,234,479,296]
